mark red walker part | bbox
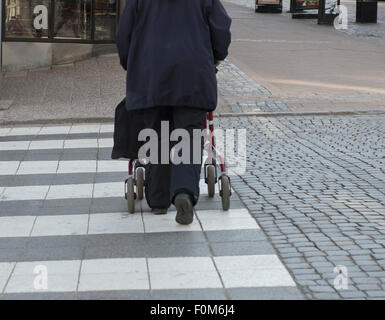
[204,112,227,174]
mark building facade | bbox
[1,0,125,71]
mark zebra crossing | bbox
[0,123,303,300]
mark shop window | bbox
[4,0,50,39]
[2,0,119,42]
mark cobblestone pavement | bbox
[217,114,385,299]
[217,61,291,113]
[0,123,303,300]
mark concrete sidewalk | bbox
[225,0,385,113]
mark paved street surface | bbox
[0,123,303,300]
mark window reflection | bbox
[3,0,118,42]
[94,0,117,40]
[54,0,91,40]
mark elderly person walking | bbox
[116,0,231,225]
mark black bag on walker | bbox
[111,98,145,160]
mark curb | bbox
[216,110,385,118]
[0,117,114,126]
[1,110,385,126]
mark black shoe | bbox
[174,193,194,225]
[151,208,168,215]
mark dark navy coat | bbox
[116,0,232,111]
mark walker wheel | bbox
[136,167,145,200]
[206,165,216,198]
[126,177,135,214]
[220,175,231,211]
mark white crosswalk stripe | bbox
[0,180,221,201]
[0,124,114,137]
[0,160,129,175]
[0,138,113,151]
[0,255,295,293]
[0,209,259,238]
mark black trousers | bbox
[143,106,207,209]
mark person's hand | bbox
[214,60,223,68]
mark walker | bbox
[124,111,232,213]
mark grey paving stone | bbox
[210,240,275,256]
[366,291,385,298]
[43,198,92,209]
[312,292,341,300]
[145,231,206,244]
[311,262,334,268]
[26,235,87,249]
[77,290,152,300]
[50,173,97,185]
[24,206,91,217]
[60,149,100,161]
[296,280,317,286]
[0,151,28,161]
[8,175,56,187]
[356,284,381,291]
[0,248,25,263]
[0,238,28,249]
[84,243,147,259]
[367,271,385,277]
[145,242,211,258]
[205,229,268,243]
[91,197,129,213]
[151,289,227,300]
[339,291,367,299]
[295,274,321,281]
[361,265,383,272]
[227,287,305,300]
[24,150,64,161]
[85,233,146,248]
[0,200,44,216]
[21,246,84,262]
[308,286,336,293]
[286,263,311,269]
[0,292,77,300]
[351,277,381,285]
[0,176,14,186]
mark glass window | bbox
[4,0,50,39]
[94,0,117,40]
[53,0,92,40]
[3,0,118,42]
